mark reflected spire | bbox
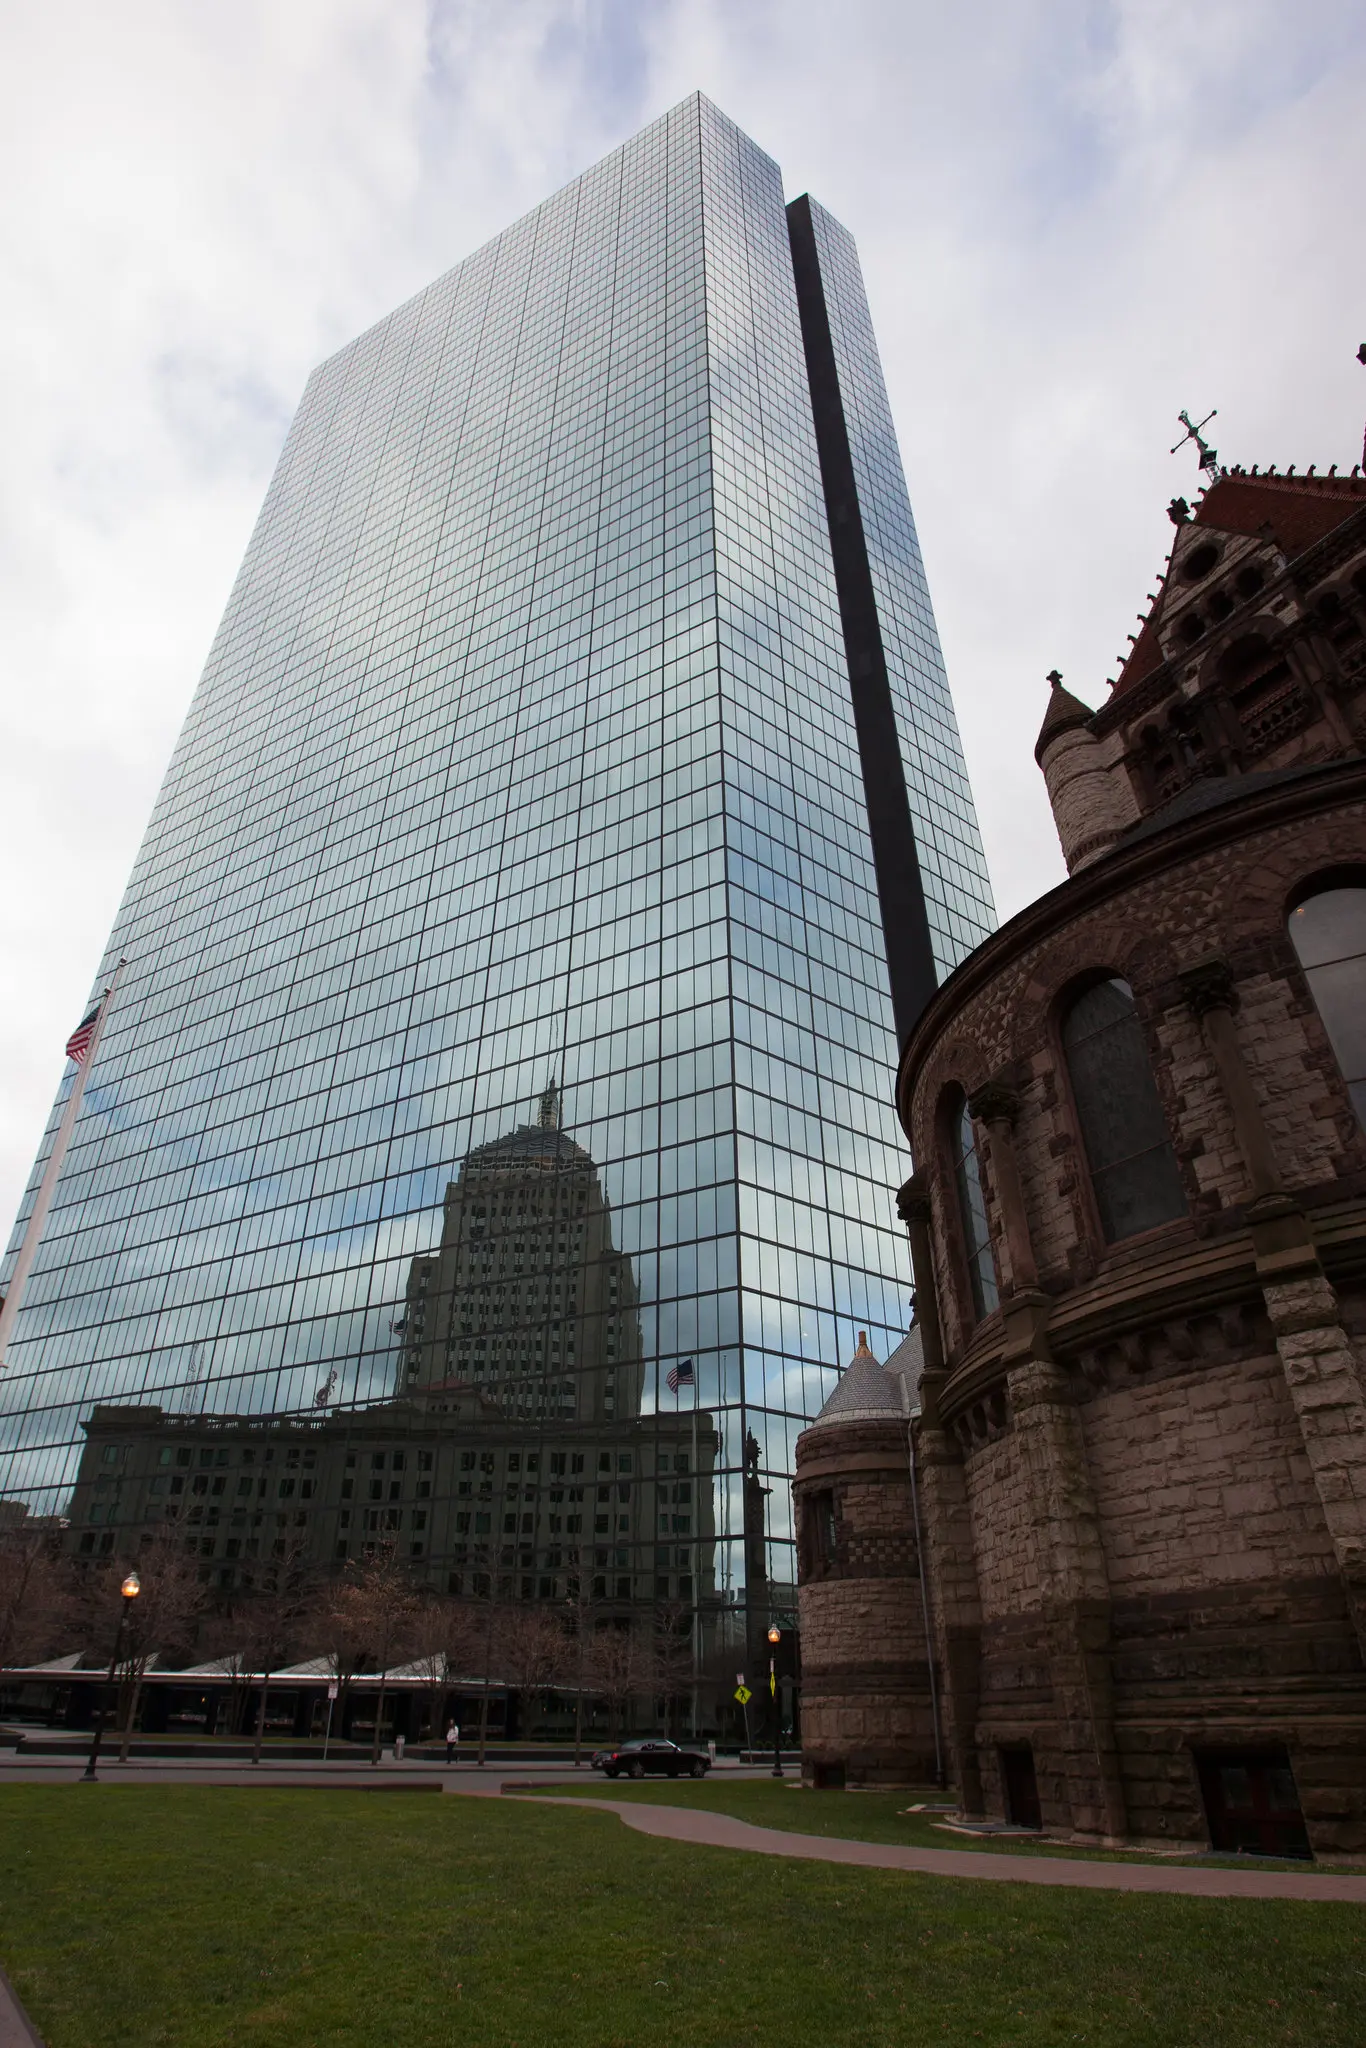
[537,1079,561,1130]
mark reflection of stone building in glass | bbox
[65,1107,718,1636]
[67,1390,717,1617]
[399,1090,643,1427]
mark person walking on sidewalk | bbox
[445,1721,459,1764]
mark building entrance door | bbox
[1195,1750,1311,1859]
[1000,1746,1042,1829]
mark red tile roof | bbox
[1109,468,1365,701]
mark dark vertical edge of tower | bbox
[785,193,939,1045]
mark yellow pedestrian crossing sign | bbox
[734,1684,752,1705]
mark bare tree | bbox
[561,1576,600,1766]
[642,1601,695,1737]
[496,1604,568,1741]
[320,1544,421,1764]
[447,1579,511,1768]
[403,1596,468,1743]
[234,1538,319,1763]
[79,1529,208,1759]
[0,1528,77,1676]
[194,1613,256,1734]
[585,1620,640,1743]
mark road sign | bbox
[327,1683,339,1700]
[733,1684,752,1705]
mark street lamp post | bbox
[767,1622,783,1778]
[82,1572,141,1782]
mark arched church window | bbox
[1061,979,1187,1243]
[947,1092,998,1320]
[1289,884,1366,1128]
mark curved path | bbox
[467,1789,1366,1902]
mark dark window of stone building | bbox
[948,1093,999,1319]
[1195,1748,1310,1859]
[1062,978,1187,1242]
[1182,541,1220,583]
[1289,885,1366,1128]
[803,1489,837,1576]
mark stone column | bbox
[897,1173,946,1416]
[967,1082,1038,1292]
[1009,1359,1127,1842]
[1180,957,1366,1656]
[966,1082,1125,1840]
[900,1161,1125,1838]
[897,1174,983,1811]
[1179,958,1281,1199]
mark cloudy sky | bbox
[2,0,1363,1234]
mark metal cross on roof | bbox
[1171,408,1220,479]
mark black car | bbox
[591,1738,710,1780]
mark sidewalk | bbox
[473,1790,1366,1903]
[3,1755,1361,1900]
[0,1754,773,1790]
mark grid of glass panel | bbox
[1,96,980,1703]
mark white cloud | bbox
[2,0,1363,1236]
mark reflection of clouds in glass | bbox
[0,101,967,1667]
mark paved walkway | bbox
[472,1790,1366,1902]
[3,1754,1362,1899]
[0,1964,42,2048]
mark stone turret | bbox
[793,1329,938,1786]
[1035,671,1140,873]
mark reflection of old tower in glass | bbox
[400,1089,643,1426]
[2,96,992,1711]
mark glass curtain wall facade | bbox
[1,95,992,1717]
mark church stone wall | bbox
[1080,1355,1338,1595]
[894,765,1366,1855]
[965,1438,1041,1619]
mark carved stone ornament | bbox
[967,1079,1021,1128]
[1179,955,1238,1017]
[896,1174,932,1227]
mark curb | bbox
[0,1963,43,2048]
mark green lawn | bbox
[512,1777,1342,1868]
[0,1787,1361,2047]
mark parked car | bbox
[591,1738,710,1780]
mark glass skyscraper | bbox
[1,95,992,1709]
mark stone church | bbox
[795,455,1366,1858]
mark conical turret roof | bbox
[1034,671,1096,763]
[813,1331,909,1426]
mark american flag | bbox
[666,1357,695,1395]
[65,1002,102,1067]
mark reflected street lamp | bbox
[82,1572,141,1782]
[767,1623,783,1778]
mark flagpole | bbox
[690,1369,700,1742]
[0,960,126,1368]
